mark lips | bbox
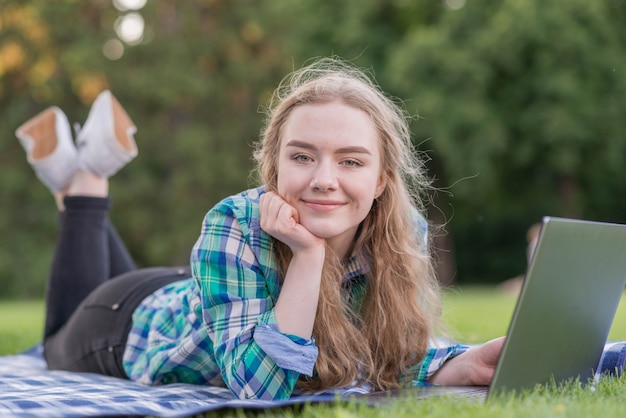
[301,199,345,212]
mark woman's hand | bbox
[260,191,325,253]
[429,337,505,386]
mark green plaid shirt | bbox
[123,187,467,400]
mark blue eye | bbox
[293,154,312,163]
[342,159,362,167]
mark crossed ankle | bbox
[67,170,109,197]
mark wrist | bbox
[428,351,471,385]
[291,245,326,266]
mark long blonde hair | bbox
[253,57,441,391]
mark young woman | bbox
[15,58,503,400]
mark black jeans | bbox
[43,196,189,378]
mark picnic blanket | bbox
[0,345,365,418]
[1,343,624,417]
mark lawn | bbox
[0,300,43,355]
[1,287,625,417]
[442,286,626,343]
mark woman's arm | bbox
[191,191,324,400]
[259,191,326,338]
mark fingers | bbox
[260,191,325,253]
[260,192,298,232]
[259,191,301,244]
[483,336,506,363]
[473,336,505,385]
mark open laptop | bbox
[362,216,626,402]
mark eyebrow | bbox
[285,140,372,155]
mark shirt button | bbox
[108,346,113,353]
[111,303,120,310]
[177,268,185,275]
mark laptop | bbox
[362,216,626,402]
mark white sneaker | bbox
[15,107,78,191]
[77,90,138,178]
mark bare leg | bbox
[67,170,108,197]
[53,170,107,211]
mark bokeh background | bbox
[2,0,626,298]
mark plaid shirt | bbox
[123,186,467,400]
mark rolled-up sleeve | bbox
[255,320,318,376]
[405,344,470,385]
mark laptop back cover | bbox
[489,217,626,396]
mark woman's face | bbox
[276,100,386,257]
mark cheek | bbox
[275,158,289,193]
[276,170,288,194]
[361,172,385,201]
[276,170,301,202]
[350,183,379,212]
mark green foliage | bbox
[0,0,445,297]
[1,0,626,295]
[386,0,626,282]
[1,0,285,294]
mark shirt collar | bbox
[343,251,370,283]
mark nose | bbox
[310,161,338,191]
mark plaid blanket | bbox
[0,345,353,417]
[0,343,624,417]
[599,341,626,377]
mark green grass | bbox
[0,300,43,354]
[441,287,626,343]
[2,287,626,417]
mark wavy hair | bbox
[253,57,441,391]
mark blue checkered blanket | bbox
[0,343,624,417]
[0,345,352,417]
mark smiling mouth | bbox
[302,200,344,212]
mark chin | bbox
[301,223,340,240]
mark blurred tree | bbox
[386,0,626,283]
[2,0,624,297]
[0,0,289,296]
[0,0,451,297]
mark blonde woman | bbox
[16,58,502,400]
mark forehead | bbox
[281,101,380,152]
